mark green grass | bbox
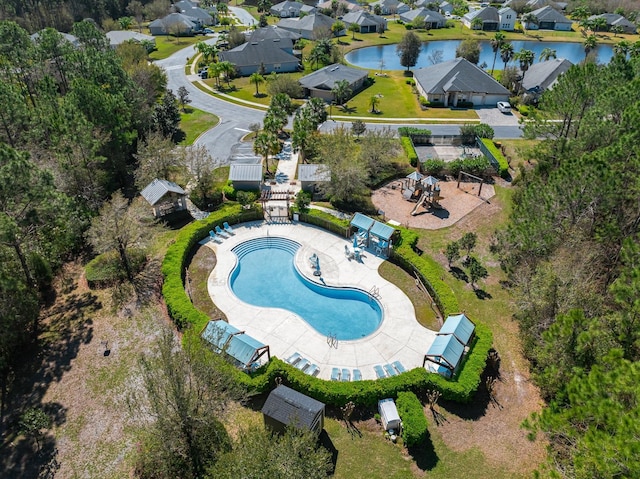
[149,35,203,61]
[179,107,220,145]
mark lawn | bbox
[149,35,204,61]
[179,107,220,145]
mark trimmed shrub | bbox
[474,123,494,140]
[455,100,474,108]
[518,104,530,117]
[480,138,509,178]
[400,136,418,167]
[398,127,432,145]
[406,79,415,86]
[396,391,428,447]
[421,158,445,176]
[222,180,237,201]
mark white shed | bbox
[378,398,402,432]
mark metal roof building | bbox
[423,333,465,377]
[262,385,325,434]
[439,313,476,346]
[201,320,270,369]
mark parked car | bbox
[203,27,214,34]
[497,101,512,113]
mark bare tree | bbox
[134,131,185,190]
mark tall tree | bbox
[515,48,535,93]
[583,34,598,59]
[134,132,184,189]
[249,72,264,96]
[396,31,422,72]
[500,42,514,71]
[490,32,506,74]
[539,47,557,62]
[456,38,480,64]
[153,89,181,138]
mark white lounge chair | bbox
[286,352,302,365]
[223,222,234,234]
[215,225,229,237]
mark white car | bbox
[497,101,512,113]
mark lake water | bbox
[345,40,615,71]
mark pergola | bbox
[201,320,270,369]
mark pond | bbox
[345,40,615,71]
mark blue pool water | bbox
[345,40,615,71]
[230,238,382,340]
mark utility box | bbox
[378,398,402,432]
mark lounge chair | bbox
[383,364,397,377]
[392,361,406,374]
[352,369,362,381]
[331,367,341,381]
[209,230,222,243]
[223,222,234,234]
[215,225,229,237]
[374,365,386,379]
[296,359,310,371]
[285,352,302,365]
[307,364,320,376]
[341,368,351,382]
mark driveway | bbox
[229,6,257,27]
[476,106,521,127]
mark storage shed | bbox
[229,164,263,191]
[378,398,402,432]
[262,385,325,434]
[298,164,330,195]
[201,320,270,369]
[140,178,187,218]
[440,313,476,346]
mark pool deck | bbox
[206,221,437,380]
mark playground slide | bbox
[411,192,429,216]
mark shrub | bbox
[480,138,509,178]
[518,104,530,117]
[396,391,428,447]
[421,158,445,176]
[459,124,477,145]
[398,127,432,145]
[222,180,237,201]
[474,123,494,139]
[295,190,311,212]
[400,136,418,167]
[266,75,304,99]
[455,100,474,108]
[85,249,147,288]
[447,158,464,178]
[406,79,415,86]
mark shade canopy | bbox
[370,221,394,241]
[202,320,270,368]
[424,333,464,375]
[406,171,424,181]
[351,212,375,231]
[440,313,475,346]
[422,175,439,186]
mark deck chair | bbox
[374,365,386,379]
[285,352,302,365]
[307,364,320,376]
[341,368,351,382]
[209,230,222,243]
[352,369,362,381]
[215,225,229,237]
[223,222,234,234]
[296,359,310,371]
[392,361,406,374]
[383,364,397,377]
[331,367,341,381]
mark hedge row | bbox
[396,391,429,447]
[400,136,418,167]
[161,204,262,330]
[480,138,509,178]
[398,127,432,137]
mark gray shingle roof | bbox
[277,13,336,34]
[299,63,368,90]
[174,0,214,23]
[530,5,571,23]
[149,13,197,31]
[342,10,387,27]
[521,58,572,92]
[248,25,301,42]
[30,30,80,48]
[218,39,299,67]
[298,164,331,182]
[271,0,303,12]
[414,57,510,96]
[106,30,154,46]
[262,385,325,429]
[463,6,499,23]
[588,13,636,31]
[140,178,186,206]
[229,164,263,182]
[401,8,446,23]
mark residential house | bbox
[521,57,572,98]
[462,6,500,31]
[439,1,454,15]
[140,178,187,218]
[262,385,325,435]
[588,13,637,34]
[30,30,81,48]
[298,164,331,195]
[317,0,362,13]
[399,8,446,28]
[148,13,199,35]
[276,13,341,39]
[229,164,263,191]
[105,30,156,49]
[498,6,516,31]
[173,0,215,25]
[217,38,300,76]
[342,10,387,33]
[270,0,309,18]
[525,6,572,31]
[370,0,411,16]
[247,25,302,43]
[298,63,369,102]
[413,57,510,107]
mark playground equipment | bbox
[410,176,442,216]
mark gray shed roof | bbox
[248,25,302,42]
[218,39,299,68]
[140,178,186,206]
[277,13,336,34]
[298,164,331,182]
[401,8,446,23]
[521,58,572,92]
[106,30,155,46]
[299,63,368,91]
[262,385,325,429]
[342,10,387,28]
[463,6,499,23]
[414,57,510,96]
[229,164,263,182]
[530,5,571,24]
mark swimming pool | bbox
[230,237,383,340]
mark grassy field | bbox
[179,107,220,145]
[149,35,203,61]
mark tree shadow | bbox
[474,288,492,300]
[449,266,468,282]
[407,433,439,471]
[253,93,267,98]
[1,433,60,479]
[338,105,357,114]
[429,407,449,426]
[319,429,339,475]
[439,363,500,420]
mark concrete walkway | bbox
[206,221,437,380]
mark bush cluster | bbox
[480,138,509,178]
[398,127,432,145]
[400,136,418,167]
[396,391,429,447]
[447,156,492,179]
[421,158,445,176]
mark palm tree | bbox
[490,32,506,74]
[196,42,218,63]
[217,60,235,87]
[253,130,279,174]
[307,47,328,70]
[369,94,381,113]
[521,12,537,35]
[331,79,352,107]
[539,47,557,62]
[471,17,483,31]
[515,48,534,93]
[592,16,607,33]
[118,16,133,30]
[209,62,222,89]
[584,34,598,59]
[249,72,264,96]
[349,22,359,40]
[613,40,630,57]
[500,42,514,71]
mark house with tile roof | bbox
[298,63,369,102]
[413,57,510,107]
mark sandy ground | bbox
[373,180,495,230]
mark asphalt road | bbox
[155,38,524,165]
